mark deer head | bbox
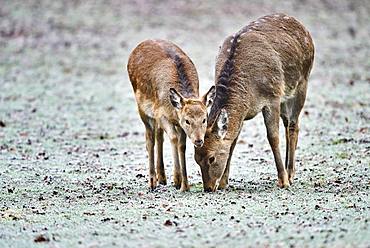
[194,108,234,191]
[169,86,216,147]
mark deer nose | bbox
[204,187,213,193]
[194,139,204,147]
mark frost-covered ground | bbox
[0,1,369,247]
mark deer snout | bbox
[194,139,204,147]
[203,183,217,193]
[204,187,213,193]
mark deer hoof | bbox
[173,173,182,189]
[277,180,290,188]
[277,174,290,188]
[149,176,157,190]
[180,183,190,192]
[288,170,296,185]
[158,176,167,185]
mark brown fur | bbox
[127,39,215,191]
[195,14,315,192]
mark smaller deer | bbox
[195,14,314,192]
[127,40,216,191]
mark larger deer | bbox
[195,14,314,192]
[127,40,216,191]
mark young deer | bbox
[127,40,216,191]
[195,14,314,192]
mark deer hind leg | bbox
[155,126,166,185]
[280,103,290,169]
[262,103,290,188]
[140,112,157,190]
[287,119,299,184]
[177,127,190,192]
[218,136,238,190]
[160,117,181,189]
[286,81,307,184]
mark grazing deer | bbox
[194,14,314,192]
[127,40,216,191]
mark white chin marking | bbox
[214,178,221,191]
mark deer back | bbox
[127,39,200,120]
[210,14,314,124]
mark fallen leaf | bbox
[34,234,49,243]
[164,219,173,226]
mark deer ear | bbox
[169,88,184,110]
[202,85,216,109]
[213,108,228,139]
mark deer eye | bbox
[186,120,190,125]
[202,119,206,124]
[208,156,215,164]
